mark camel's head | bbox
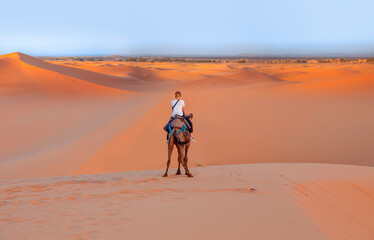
[185,113,193,120]
[173,129,190,144]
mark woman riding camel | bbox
[164,91,194,142]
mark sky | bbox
[0,0,373,56]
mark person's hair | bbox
[175,91,181,98]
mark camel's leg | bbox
[184,143,190,175]
[178,145,193,177]
[163,138,174,177]
[176,161,181,175]
[177,145,182,173]
[176,137,182,174]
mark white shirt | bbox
[171,99,185,117]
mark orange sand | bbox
[1,53,374,239]
[1,163,373,240]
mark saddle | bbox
[171,115,191,129]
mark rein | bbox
[168,124,190,145]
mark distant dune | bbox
[183,67,284,89]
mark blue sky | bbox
[0,0,373,56]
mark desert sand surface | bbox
[1,52,374,239]
[1,163,373,240]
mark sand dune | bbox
[183,67,284,89]
[56,61,229,82]
[0,52,173,94]
[255,63,374,95]
[0,53,129,96]
[1,163,373,240]
[1,53,374,179]
[1,52,374,239]
[74,70,374,175]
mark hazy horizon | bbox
[1,0,374,56]
[29,52,374,58]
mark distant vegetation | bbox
[125,57,137,62]
[40,56,373,64]
[73,57,84,61]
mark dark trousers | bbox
[184,117,193,133]
[164,117,174,132]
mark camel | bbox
[163,115,193,177]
